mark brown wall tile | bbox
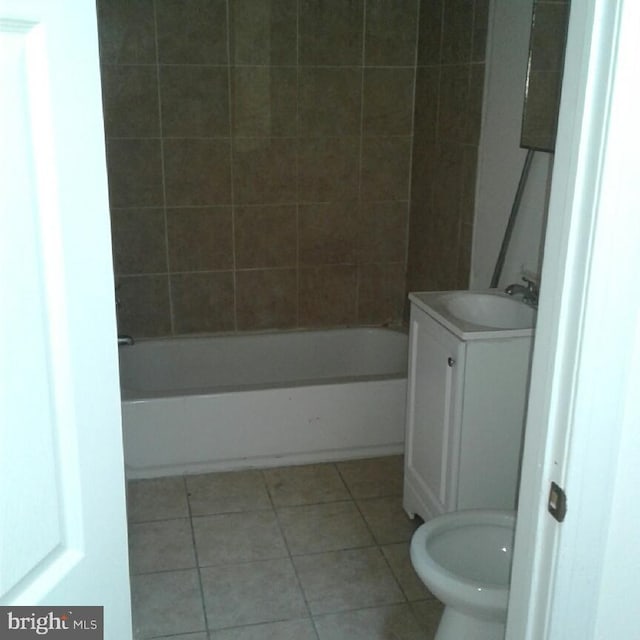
[298,202,357,266]
[406,203,431,293]
[437,65,470,143]
[116,275,171,337]
[160,66,230,137]
[234,205,298,268]
[233,138,297,204]
[163,138,232,206]
[431,144,464,237]
[417,0,443,65]
[413,66,440,141]
[111,208,167,275]
[230,0,297,65]
[299,0,364,65]
[101,65,160,138]
[298,265,358,327]
[298,137,360,202]
[97,0,156,64]
[358,262,406,325]
[171,272,235,334]
[236,269,298,330]
[441,0,474,63]
[472,0,490,62]
[461,146,479,227]
[456,223,473,289]
[361,137,412,201]
[358,201,409,263]
[231,67,297,137]
[156,0,228,64]
[106,138,164,207]
[299,68,362,136]
[365,0,419,66]
[167,207,234,272]
[466,63,486,145]
[363,68,415,136]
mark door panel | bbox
[0,1,131,636]
[405,311,464,517]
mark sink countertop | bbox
[408,289,536,341]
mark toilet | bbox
[410,509,516,640]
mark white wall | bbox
[471,0,553,290]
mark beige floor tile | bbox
[193,510,287,566]
[209,618,318,639]
[314,603,426,640]
[277,501,374,555]
[130,569,205,639]
[381,542,434,601]
[410,599,445,639]
[186,469,271,515]
[337,456,404,499]
[264,463,350,506]
[357,496,420,544]
[200,558,308,630]
[127,476,188,522]
[293,547,404,615]
[129,518,195,574]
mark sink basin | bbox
[409,289,536,340]
[441,292,536,330]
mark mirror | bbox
[520,0,570,151]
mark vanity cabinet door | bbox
[404,307,465,521]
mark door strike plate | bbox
[548,481,567,522]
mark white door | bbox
[0,0,132,636]
[507,0,640,638]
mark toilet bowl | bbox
[410,509,516,640]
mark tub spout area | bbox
[118,334,135,346]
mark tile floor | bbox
[127,455,444,640]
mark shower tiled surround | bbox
[99,0,489,338]
[127,455,444,639]
[406,0,488,293]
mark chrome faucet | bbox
[118,334,135,346]
[505,276,539,308]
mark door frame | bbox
[507,0,640,637]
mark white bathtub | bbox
[119,328,408,478]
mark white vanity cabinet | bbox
[403,291,534,522]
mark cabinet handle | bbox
[447,357,455,367]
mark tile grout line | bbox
[334,462,413,605]
[295,0,301,329]
[151,0,174,337]
[105,62,429,69]
[260,467,321,640]
[403,0,423,288]
[111,260,407,279]
[355,0,368,326]
[224,0,238,333]
[182,475,211,639]
[107,133,418,141]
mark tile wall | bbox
[406,0,488,294]
[99,0,420,337]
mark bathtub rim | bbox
[118,325,409,401]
